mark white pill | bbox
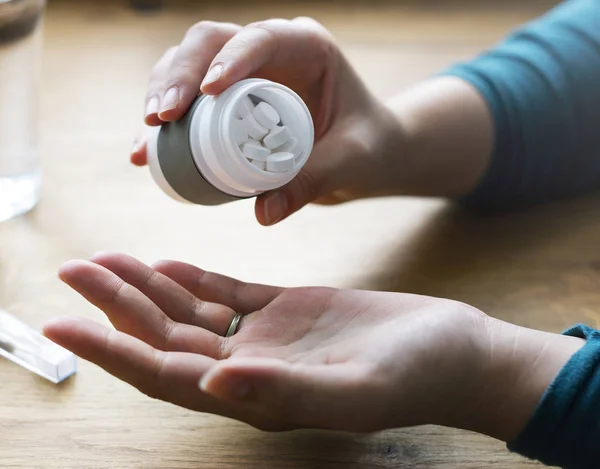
[253,102,280,130]
[242,140,271,161]
[236,95,254,119]
[233,119,248,145]
[274,137,299,155]
[242,113,269,140]
[263,126,293,150]
[266,152,295,172]
[251,159,266,171]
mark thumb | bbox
[199,358,380,431]
[255,170,322,226]
[254,127,364,226]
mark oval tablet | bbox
[274,136,299,155]
[236,95,254,119]
[243,113,269,140]
[242,140,271,161]
[253,102,280,130]
[263,126,292,150]
[251,159,266,171]
[266,152,295,172]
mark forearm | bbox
[385,76,493,198]
[384,0,600,207]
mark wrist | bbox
[464,317,585,442]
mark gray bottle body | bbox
[157,95,240,205]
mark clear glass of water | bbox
[0,0,45,222]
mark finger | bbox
[157,21,240,122]
[255,170,321,226]
[44,317,296,430]
[255,113,377,226]
[253,133,339,226]
[44,317,214,394]
[130,139,147,166]
[90,252,237,336]
[200,18,333,95]
[199,358,385,431]
[130,127,149,166]
[145,46,178,126]
[58,260,224,357]
[151,260,283,314]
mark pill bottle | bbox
[147,78,314,205]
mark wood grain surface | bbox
[0,1,589,467]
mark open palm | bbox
[45,252,487,433]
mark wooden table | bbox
[2,1,595,467]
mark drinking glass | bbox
[0,0,45,222]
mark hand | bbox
[131,18,406,225]
[45,252,584,437]
[45,252,490,432]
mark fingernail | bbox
[159,86,179,116]
[145,96,159,118]
[202,64,223,87]
[131,140,141,155]
[200,373,252,400]
[263,192,288,225]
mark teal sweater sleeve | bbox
[443,0,600,209]
[508,325,600,468]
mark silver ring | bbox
[225,313,243,337]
